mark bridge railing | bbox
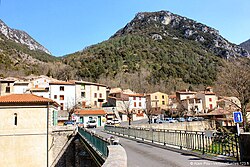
[104,125,239,161]
[78,127,109,158]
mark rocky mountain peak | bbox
[113,10,249,58]
[240,39,250,53]
[0,19,51,54]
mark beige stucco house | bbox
[0,94,58,167]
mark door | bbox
[80,117,83,123]
[98,116,101,126]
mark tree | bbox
[217,60,250,131]
[119,97,133,125]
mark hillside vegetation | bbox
[64,34,222,92]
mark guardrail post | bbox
[202,132,205,155]
[180,130,182,150]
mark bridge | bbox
[50,124,241,167]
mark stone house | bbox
[0,94,58,167]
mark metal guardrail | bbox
[104,125,240,161]
[78,127,109,158]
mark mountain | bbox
[0,19,50,54]
[64,10,250,92]
[240,39,250,53]
[112,11,249,58]
[0,20,71,79]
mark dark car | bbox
[64,121,75,125]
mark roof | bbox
[109,88,122,94]
[176,91,197,94]
[168,95,176,99]
[29,88,49,92]
[0,94,58,106]
[124,93,145,97]
[14,82,29,85]
[204,92,216,95]
[49,81,74,85]
[199,109,231,116]
[72,80,107,87]
[108,96,129,101]
[74,109,106,115]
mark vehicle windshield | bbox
[89,120,96,123]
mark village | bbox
[0,74,246,131]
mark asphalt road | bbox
[93,127,240,167]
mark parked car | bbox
[156,119,165,124]
[177,117,185,122]
[76,122,84,127]
[197,117,205,121]
[112,119,121,125]
[169,118,177,123]
[186,117,193,122]
[64,121,75,126]
[86,120,97,128]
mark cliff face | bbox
[112,11,249,59]
[0,19,51,54]
[240,39,250,53]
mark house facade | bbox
[0,79,15,96]
[197,87,218,112]
[181,97,203,115]
[176,90,197,101]
[146,92,169,110]
[74,81,108,108]
[0,94,58,167]
[13,81,30,94]
[49,81,76,111]
[74,109,106,127]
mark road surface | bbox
[93,127,239,167]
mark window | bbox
[134,102,136,107]
[133,97,136,100]
[94,101,97,106]
[162,95,164,99]
[97,86,100,90]
[60,86,64,91]
[139,97,141,100]
[155,96,157,99]
[94,93,97,98]
[60,103,64,110]
[54,95,57,99]
[209,104,213,109]
[5,87,10,93]
[209,98,212,102]
[14,113,17,126]
[99,93,102,98]
[81,92,85,98]
[162,101,165,105]
[60,95,64,100]
[139,102,141,107]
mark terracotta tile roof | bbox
[168,95,176,99]
[208,109,231,116]
[49,81,74,85]
[0,94,57,105]
[75,109,106,115]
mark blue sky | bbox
[0,0,249,56]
